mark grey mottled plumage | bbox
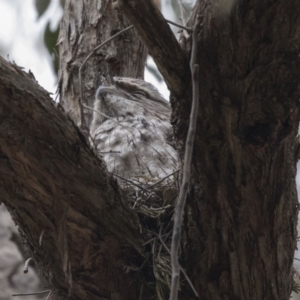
[90,77,178,180]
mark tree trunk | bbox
[58,0,147,129]
[0,57,148,299]
[181,2,300,298]
[122,0,300,299]
[1,0,300,299]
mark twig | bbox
[98,151,121,154]
[137,251,152,273]
[78,25,134,129]
[39,229,45,246]
[23,257,33,274]
[165,19,191,32]
[169,14,200,300]
[146,169,179,189]
[132,193,142,209]
[138,283,144,300]
[45,291,53,300]
[157,234,199,298]
[83,104,136,134]
[175,0,187,28]
[12,290,51,297]
[110,172,149,193]
[79,19,189,132]
[179,264,199,296]
[143,234,167,246]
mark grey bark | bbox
[184,2,300,299]
[58,0,147,128]
[123,0,300,299]
[119,0,189,96]
[1,0,300,299]
[0,58,148,299]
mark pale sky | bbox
[0,0,176,98]
[0,0,61,94]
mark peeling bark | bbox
[58,0,147,128]
[123,0,300,299]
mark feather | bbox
[90,78,178,180]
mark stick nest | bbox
[120,173,179,300]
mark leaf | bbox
[35,0,51,19]
[146,64,163,83]
[44,22,59,74]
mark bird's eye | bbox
[132,90,148,98]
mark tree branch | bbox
[0,57,145,299]
[170,14,200,300]
[119,0,189,96]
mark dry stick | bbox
[12,290,51,297]
[175,0,187,28]
[146,169,179,189]
[111,172,149,193]
[45,291,53,300]
[129,168,178,201]
[78,25,134,128]
[39,229,45,246]
[97,151,121,154]
[23,257,32,274]
[138,283,144,300]
[169,15,200,300]
[82,104,134,133]
[179,0,189,14]
[157,233,199,298]
[165,19,191,32]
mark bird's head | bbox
[96,85,127,100]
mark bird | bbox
[89,77,178,182]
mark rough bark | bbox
[182,2,300,299]
[123,0,300,299]
[0,57,149,299]
[58,0,147,129]
[186,2,300,299]
[119,0,189,96]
